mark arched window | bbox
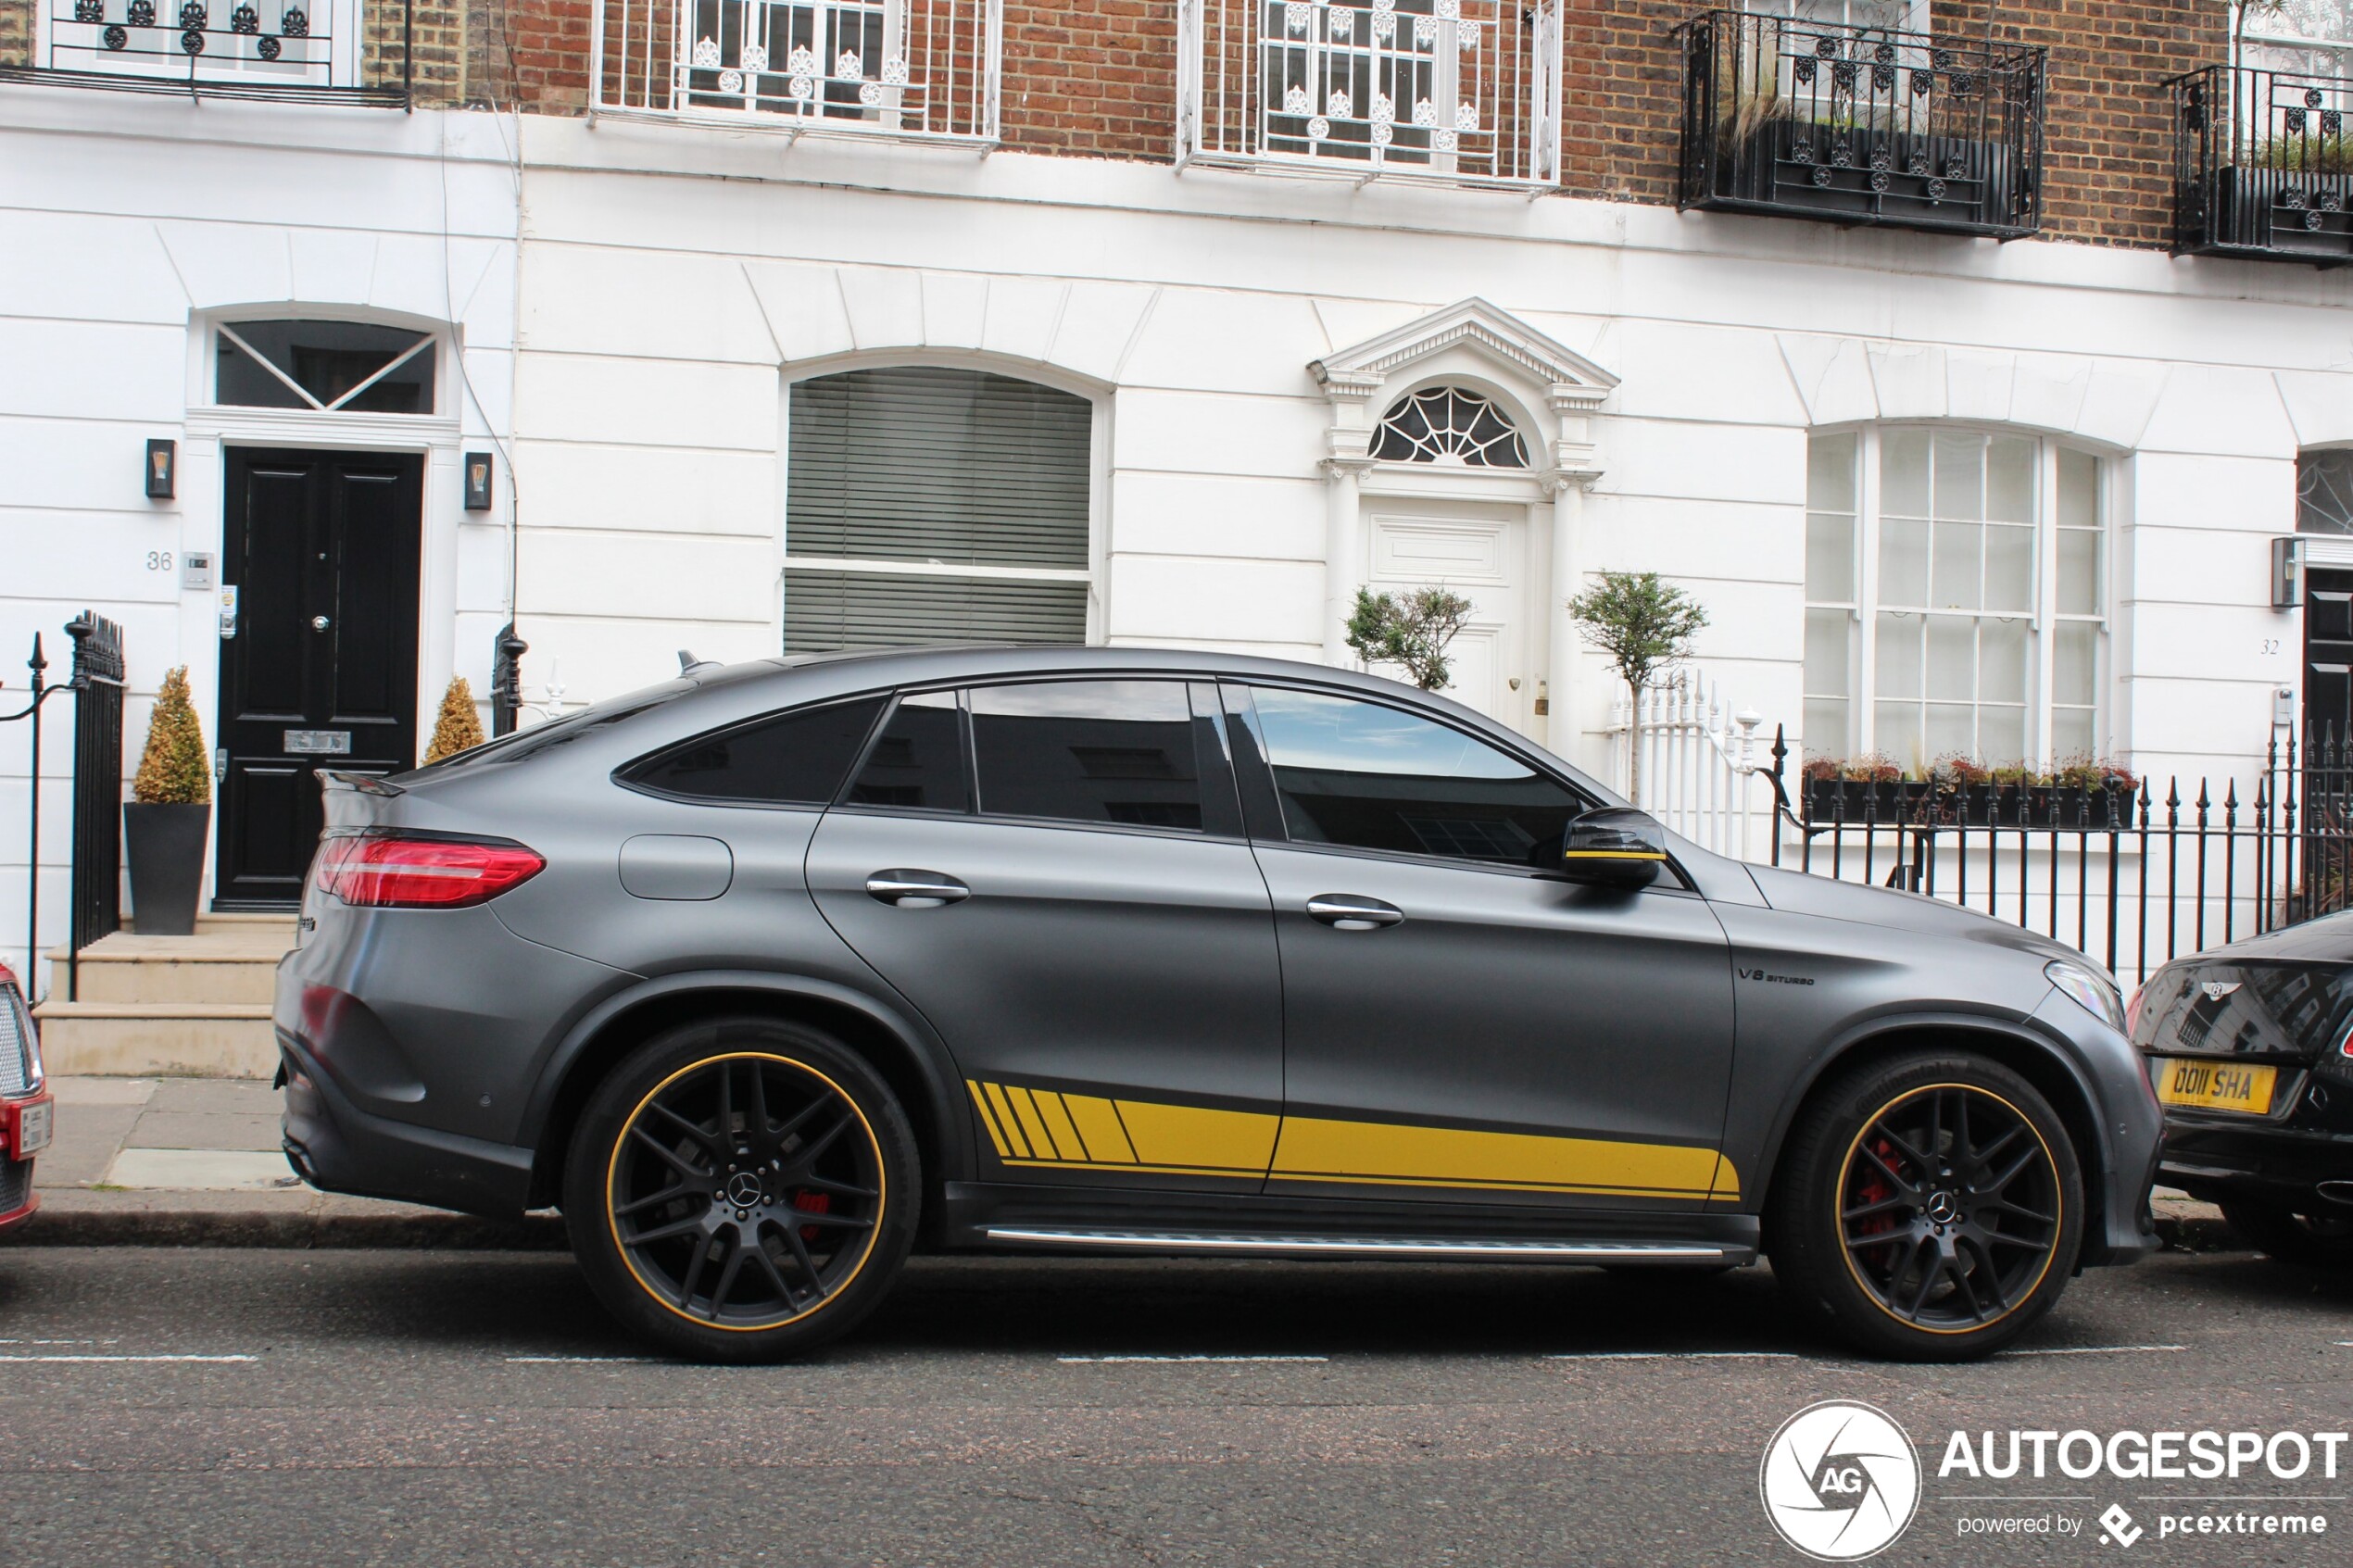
[1803,427,2108,769]
[783,366,1092,651]
[1370,385,1529,468]
[2298,448,2353,534]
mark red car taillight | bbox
[314,835,545,909]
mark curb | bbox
[2153,1210,2243,1253]
[7,1207,569,1250]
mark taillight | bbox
[313,835,544,909]
[2338,1015,2353,1060]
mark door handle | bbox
[865,870,970,909]
[1306,895,1403,931]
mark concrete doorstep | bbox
[0,1077,2239,1254]
[7,1077,563,1250]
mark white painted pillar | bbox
[1322,456,1372,667]
[1545,474,1582,757]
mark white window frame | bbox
[774,357,1109,649]
[1803,425,2113,770]
[2235,0,2353,75]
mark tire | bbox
[563,1016,921,1362]
[2221,1198,2353,1269]
[1766,1051,2084,1361]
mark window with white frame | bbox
[1371,385,1529,467]
[2238,0,2353,78]
[1804,428,2108,769]
[783,366,1091,652]
[1741,0,1923,32]
[214,320,436,414]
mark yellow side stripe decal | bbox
[964,1081,1738,1201]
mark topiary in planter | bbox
[423,675,486,764]
[124,666,212,935]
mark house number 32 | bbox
[145,550,175,572]
[2260,638,2282,656]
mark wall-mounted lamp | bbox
[145,438,176,500]
[463,451,495,512]
[2272,536,2307,610]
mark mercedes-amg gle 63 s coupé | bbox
[276,648,2160,1361]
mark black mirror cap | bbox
[1561,806,1666,889]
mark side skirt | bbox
[936,1181,1759,1267]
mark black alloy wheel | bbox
[1835,1085,2063,1331]
[1768,1052,2084,1361]
[566,1020,920,1361]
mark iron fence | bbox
[5,0,413,105]
[0,613,126,1004]
[2171,61,2353,266]
[1761,727,2353,985]
[1676,8,2045,238]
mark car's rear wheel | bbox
[2220,1197,2353,1269]
[563,1018,920,1361]
[1767,1052,2083,1361]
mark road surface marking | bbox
[1547,1350,1797,1361]
[505,1356,665,1363]
[1999,1344,2187,1357]
[1057,1354,1329,1363]
[0,1353,258,1363]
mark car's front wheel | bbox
[1767,1051,2084,1361]
[563,1018,920,1361]
[2221,1197,2353,1269]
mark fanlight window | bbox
[214,320,435,414]
[2299,449,2353,535]
[1370,386,1529,468]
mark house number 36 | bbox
[145,550,175,572]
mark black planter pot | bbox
[123,802,210,937]
[2205,165,2353,260]
[1707,119,2023,235]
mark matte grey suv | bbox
[276,647,2161,1361]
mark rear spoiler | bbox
[319,771,406,798]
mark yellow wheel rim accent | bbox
[605,1050,887,1334]
[1833,1082,2063,1336]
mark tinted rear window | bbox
[627,696,886,806]
[971,680,1204,831]
[846,691,970,812]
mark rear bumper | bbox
[2159,1119,2353,1213]
[279,1035,535,1221]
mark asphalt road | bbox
[0,1246,2344,1567]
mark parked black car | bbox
[2131,915,2353,1268]
[275,647,2161,1362]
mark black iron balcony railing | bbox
[2172,63,2353,266]
[1676,9,2045,240]
[0,0,410,105]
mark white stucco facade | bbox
[5,85,2352,972]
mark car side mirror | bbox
[1561,807,1666,889]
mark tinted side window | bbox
[847,691,969,812]
[1243,686,1584,864]
[628,696,885,805]
[971,681,1204,831]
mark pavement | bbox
[25,1077,562,1248]
[17,1075,2241,1254]
[0,1247,2344,1565]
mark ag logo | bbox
[1758,1400,1921,1561]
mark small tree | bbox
[1344,585,1476,692]
[132,666,211,806]
[1567,571,1710,802]
[423,675,487,764]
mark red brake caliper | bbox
[793,1190,830,1244]
[1855,1137,1900,1242]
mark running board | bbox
[983,1227,1745,1263]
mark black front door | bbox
[2305,567,2353,744]
[215,447,422,907]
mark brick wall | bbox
[366,0,469,105]
[1946,0,2229,248]
[0,0,31,69]
[464,0,2230,249]
[1000,0,1172,157]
